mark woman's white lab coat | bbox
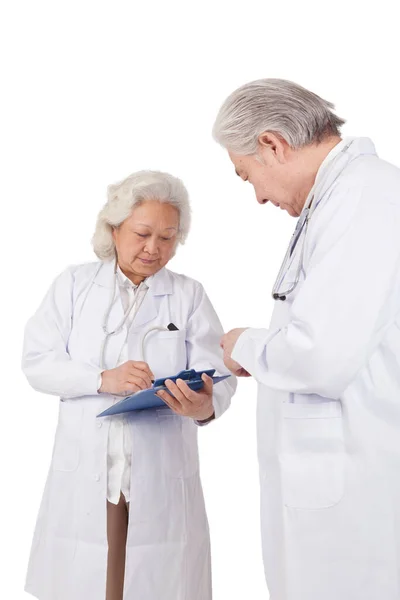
[232,137,400,600]
[22,260,236,600]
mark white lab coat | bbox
[232,137,400,600]
[22,260,236,600]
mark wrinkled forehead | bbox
[228,152,249,175]
[127,200,180,229]
[228,151,256,177]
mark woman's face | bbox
[112,200,179,283]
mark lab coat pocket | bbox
[142,329,187,379]
[52,401,82,472]
[157,409,199,478]
[280,400,345,509]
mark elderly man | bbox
[214,79,400,600]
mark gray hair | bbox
[92,170,191,261]
[213,78,346,154]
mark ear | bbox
[257,132,289,164]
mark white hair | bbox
[213,78,346,154]
[92,170,191,261]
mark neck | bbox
[295,135,342,212]
[118,264,146,286]
[130,275,146,286]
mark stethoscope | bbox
[99,260,173,370]
[272,140,354,301]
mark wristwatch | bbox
[196,411,216,426]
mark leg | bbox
[106,493,129,600]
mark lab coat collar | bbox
[305,137,377,214]
[314,137,352,188]
[315,136,376,184]
[94,259,174,296]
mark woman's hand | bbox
[156,374,215,421]
[99,361,154,395]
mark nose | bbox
[144,237,158,255]
[257,197,268,205]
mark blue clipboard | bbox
[97,369,231,417]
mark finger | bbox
[223,358,239,375]
[223,347,231,361]
[126,376,149,391]
[175,378,197,403]
[156,390,182,413]
[130,361,155,379]
[127,377,147,391]
[164,379,187,405]
[201,373,214,395]
[236,368,251,377]
[129,369,152,388]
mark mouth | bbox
[138,258,157,265]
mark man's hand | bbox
[156,374,214,421]
[99,361,154,395]
[220,328,251,377]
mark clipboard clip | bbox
[153,368,216,389]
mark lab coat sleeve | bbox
[186,282,237,420]
[22,266,102,398]
[232,184,400,399]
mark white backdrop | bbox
[1,0,400,598]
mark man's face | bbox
[229,147,304,217]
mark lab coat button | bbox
[97,421,103,428]
[94,474,100,482]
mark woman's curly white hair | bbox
[92,170,191,261]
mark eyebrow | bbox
[135,223,178,231]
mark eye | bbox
[136,232,149,238]
[160,236,173,242]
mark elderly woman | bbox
[22,170,236,600]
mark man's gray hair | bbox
[213,78,346,154]
[92,170,191,261]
